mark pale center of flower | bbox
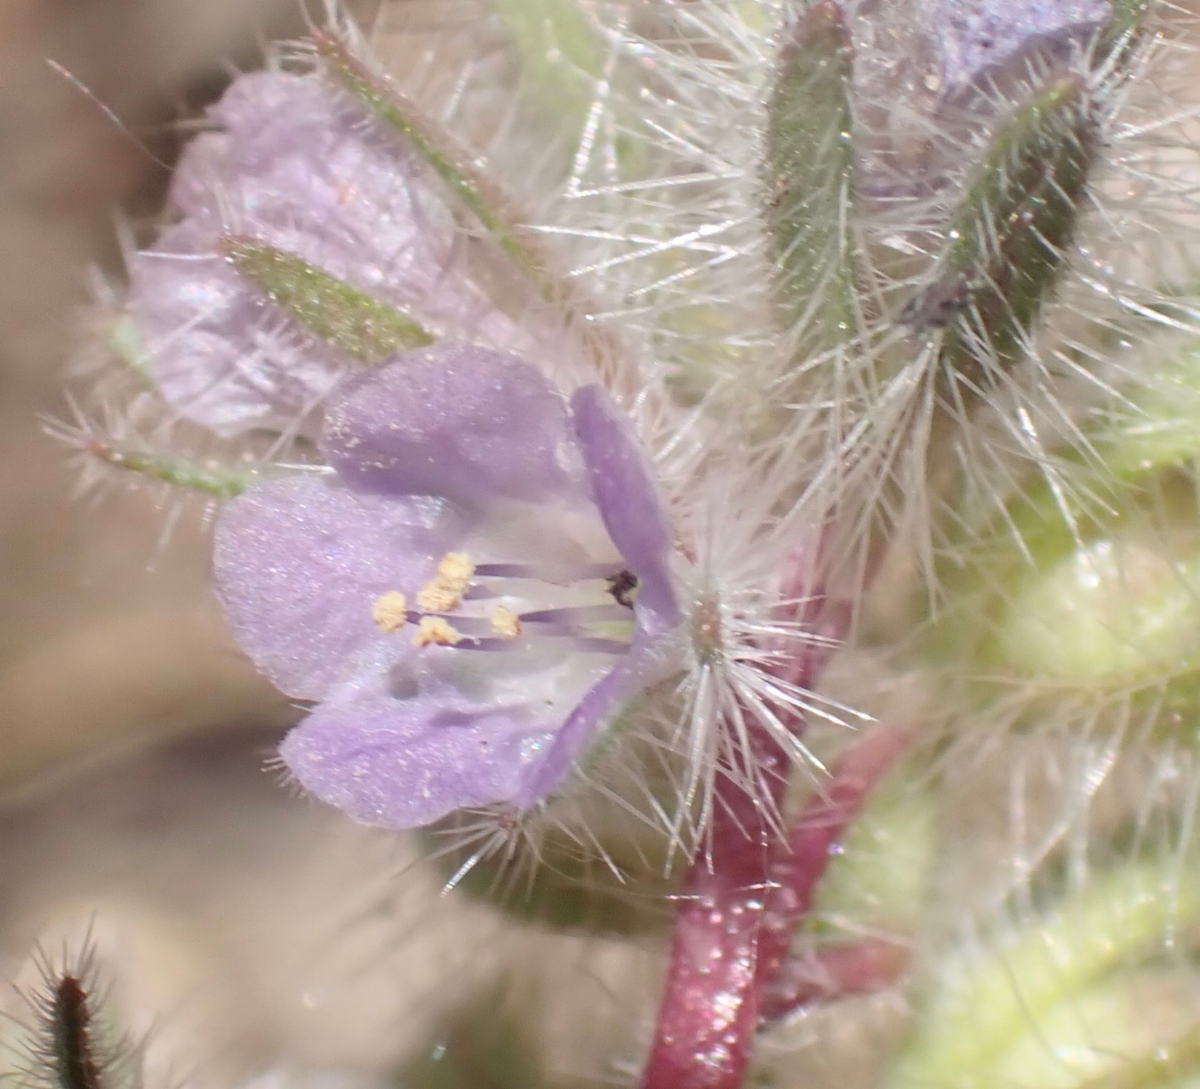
[372,551,639,652]
[363,502,647,740]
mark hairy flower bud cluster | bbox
[56,1,1200,1088]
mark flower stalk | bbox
[640,538,909,1088]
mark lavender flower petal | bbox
[201,73,463,317]
[214,473,468,700]
[129,71,532,434]
[514,633,675,807]
[322,342,587,505]
[279,666,556,828]
[570,385,680,631]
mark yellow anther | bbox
[416,551,475,613]
[412,615,463,648]
[370,590,409,632]
[491,605,523,639]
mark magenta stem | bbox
[639,549,908,1089]
[759,936,910,1021]
[638,718,789,1089]
[756,723,913,1008]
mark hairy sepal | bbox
[764,1,861,359]
[910,74,1097,390]
[223,236,435,361]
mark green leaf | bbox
[222,236,433,361]
[1072,1021,1200,1089]
[923,334,1200,695]
[1087,340,1200,481]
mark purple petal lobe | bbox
[570,385,680,632]
[322,342,586,505]
[280,667,554,828]
[514,635,675,807]
[214,473,467,700]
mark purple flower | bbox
[213,341,682,829]
[127,71,533,436]
[931,0,1110,91]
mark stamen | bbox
[413,616,464,647]
[404,561,638,654]
[454,635,628,655]
[491,606,523,639]
[416,552,475,612]
[371,590,409,632]
[519,604,633,627]
[605,569,639,608]
[416,614,494,637]
[568,637,631,656]
[473,562,624,582]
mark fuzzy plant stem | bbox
[640,719,909,1089]
[639,551,906,1089]
[753,724,912,1012]
[758,935,910,1022]
[637,710,789,1089]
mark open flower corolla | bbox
[214,340,683,829]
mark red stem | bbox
[640,552,908,1089]
[637,719,790,1089]
[759,936,910,1022]
[755,723,912,1007]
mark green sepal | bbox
[222,236,434,361]
[314,33,544,283]
[1098,0,1154,68]
[89,440,256,499]
[908,75,1097,383]
[425,809,679,939]
[314,32,624,384]
[763,0,860,349]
